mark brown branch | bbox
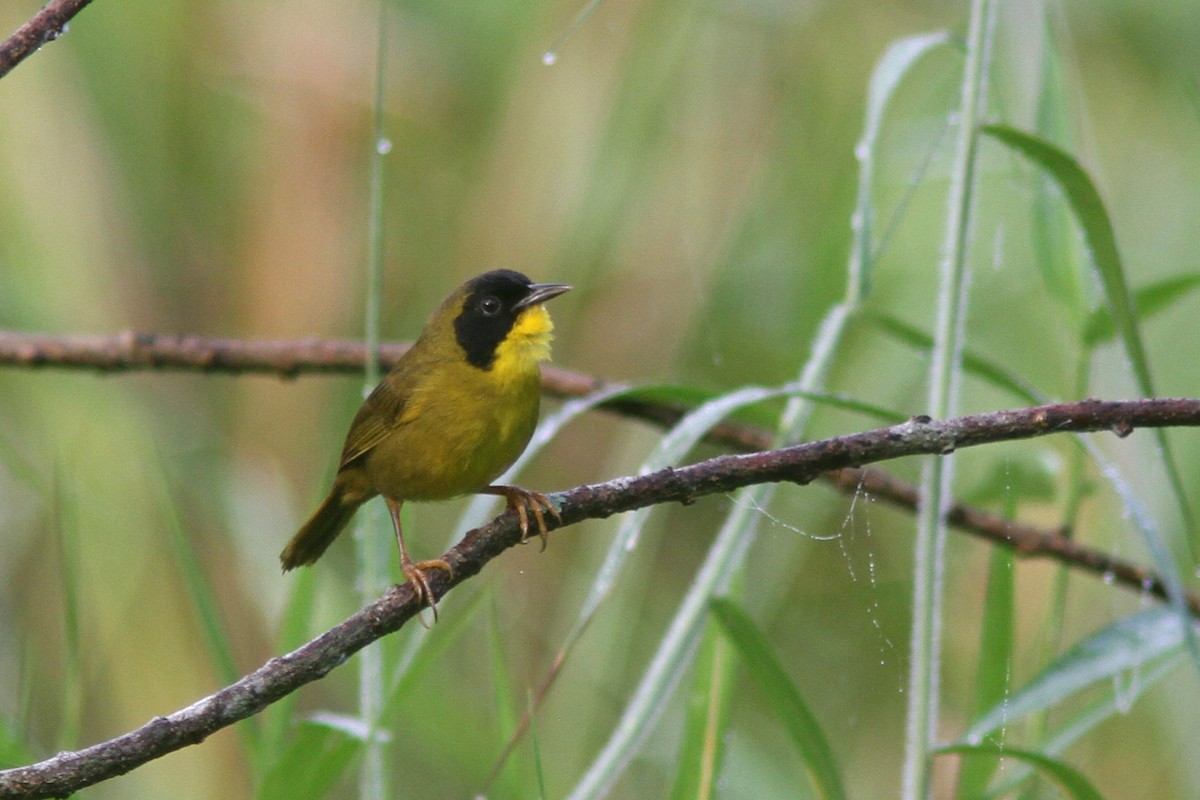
[0,0,94,81]
[0,329,1189,609]
[2,398,1200,797]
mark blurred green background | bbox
[1,0,1199,797]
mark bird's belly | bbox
[363,381,539,502]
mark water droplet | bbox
[542,51,557,66]
[854,141,869,161]
[965,733,982,746]
[376,137,393,155]
[1102,570,1116,585]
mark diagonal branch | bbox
[0,0,94,81]
[0,329,1187,607]
[1,398,1200,798]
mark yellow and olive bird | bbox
[280,270,570,610]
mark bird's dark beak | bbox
[516,282,571,310]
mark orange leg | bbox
[386,498,453,621]
[480,485,561,551]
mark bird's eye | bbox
[480,296,501,316]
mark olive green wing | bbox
[338,372,417,467]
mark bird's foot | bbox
[400,556,454,623]
[502,487,561,551]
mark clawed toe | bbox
[401,557,453,623]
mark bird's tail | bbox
[280,480,366,571]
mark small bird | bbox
[280,270,571,612]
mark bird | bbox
[280,269,571,614]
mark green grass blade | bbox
[1031,20,1087,319]
[963,607,1186,743]
[0,715,32,771]
[937,745,1105,800]
[487,602,521,797]
[262,566,319,764]
[669,616,735,800]
[904,2,994,797]
[981,122,1198,563]
[628,383,906,428]
[51,464,83,751]
[1076,437,1200,670]
[956,546,1013,797]
[867,313,1048,405]
[981,125,1142,383]
[154,464,263,761]
[565,384,817,800]
[990,653,1183,797]
[849,30,952,301]
[382,585,489,718]
[358,3,391,796]
[710,599,846,800]
[1083,273,1200,346]
[256,719,362,800]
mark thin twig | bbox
[0,329,1188,608]
[2,398,1200,797]
[0,0,94,81]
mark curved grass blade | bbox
[668,615,735,800]
[937,744,1105,800]
[710,599,847,800]
[988,652,1182,797]
[564,383,828,800]
[849,30,952,301]
[867,313,1047,405]
[981,123,1198,564]
[1083,273,1200,346]
[962,607,1187,743]
[256,719,362,800]
[565,26,947,799]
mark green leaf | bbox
[981,126,1143,383]
[1083,274,1200,346]
[669,617,735,800]
[957,547,1014,797]
[710,599,846,800]
[937,744,1105,800]
[982,122,1199,573]
[963,607,1186,742]
[256,719,362,800]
